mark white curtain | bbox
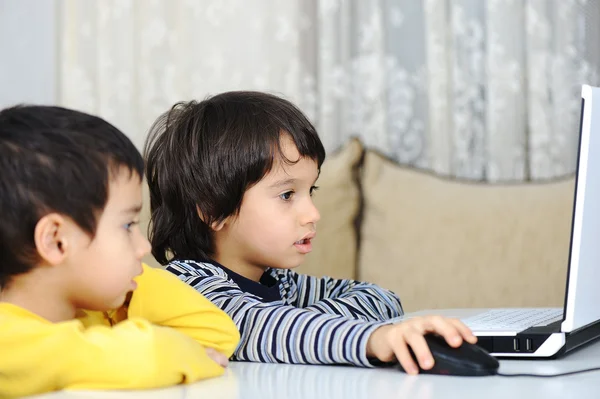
[60,0,600,182]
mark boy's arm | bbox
[281,270,403,321]
[167,261,382,367]
[126,264,240,357]
[68,319,225,389]
[0,316,224,398]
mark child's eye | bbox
[124,221,139,231]
[310,186,319,196]
[279,191,294,201]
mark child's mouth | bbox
[294,238,313,254]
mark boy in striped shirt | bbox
[144,91,476,374]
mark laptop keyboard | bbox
[462,308,563,331]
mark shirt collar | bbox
[203,259,282,303]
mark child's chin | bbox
[277,259,304,270]
[107,293,129,309]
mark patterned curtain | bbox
[60,0,600,181]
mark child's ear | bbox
[34,213,69,265]
[196,205,229,232]
[211,218,228,232]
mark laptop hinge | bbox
[562,318,600,354]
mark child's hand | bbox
[205,347,229,368]
[366,316,476,375]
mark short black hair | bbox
[144,91,326,265]
[0,105,143,287]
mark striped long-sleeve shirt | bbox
[166,260,403,367]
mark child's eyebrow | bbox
[269,178,297,188]
[121,204,143,215]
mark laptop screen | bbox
[561,85,600,333]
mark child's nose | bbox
[301,199,321,225]
[136,233,152,259]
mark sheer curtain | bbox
[60,0,600,181]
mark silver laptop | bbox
[395,85,600,359]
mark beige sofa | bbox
[142,138,575,313]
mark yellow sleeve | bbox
[66,318,225,390]
[0,313,224,398]
[127,264,240,357]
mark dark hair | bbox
[144,91,326,265]
[0,105,143,287]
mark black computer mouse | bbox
[397,334,499,376]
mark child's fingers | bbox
[205,347,229,368]
[426,316,463,347]
[392,334,420,375]
[403,328,434,371]
[448,318,478,344]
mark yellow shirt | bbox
[0,264,240,398]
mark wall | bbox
[0,0,58,108]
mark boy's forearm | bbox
[0,318,224,398]
[228,304,383,367]
[128,264,240,355]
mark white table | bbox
[31,310,600,399]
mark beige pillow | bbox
[359,151,574,312]
[141,139,364,278]
[296,138,364,279]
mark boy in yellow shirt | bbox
[0,105,240,398]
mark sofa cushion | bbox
[359,150,574,312]
[296,138,363,279]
